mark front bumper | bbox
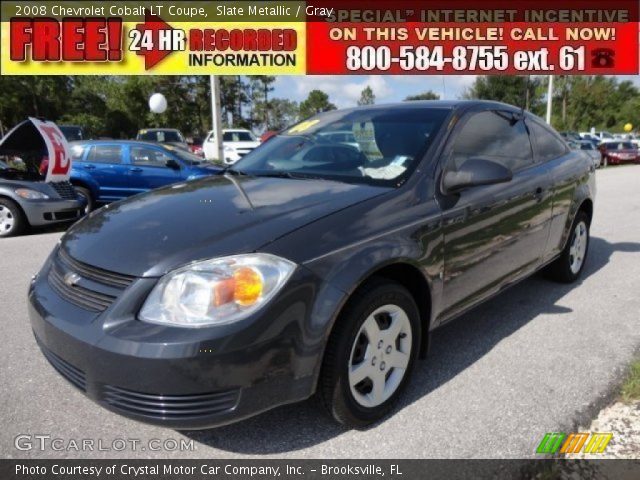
[21,198,85,226]
[28,250,343,429]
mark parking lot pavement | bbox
[1,166,639,460]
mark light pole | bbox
[210,75,224,162]
[545,75,554,125]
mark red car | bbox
[598,141,640,167]
[188,137,205,158]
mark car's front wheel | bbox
[319,279,420,428]
[0,198,26,237]
[73,186,94,214]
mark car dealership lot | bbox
[1,166,639,459]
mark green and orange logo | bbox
[537,432,613,455]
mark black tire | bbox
[319,278,420,428]
[73,186,94,214]
[0,198,26,237]
[545,211,590,283]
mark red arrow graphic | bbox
[133,14,175,70]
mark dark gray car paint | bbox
[28,101,595,428]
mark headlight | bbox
[139,254,296,327]
[15,188,49,200]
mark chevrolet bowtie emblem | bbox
[63,272,81,287]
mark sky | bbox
[273,75,640,109]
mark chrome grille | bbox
[58,249,134,288]
[50,181,78,200]
[48,266,116,312]
[47,249,135,312]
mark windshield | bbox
[59,126,83,141]
[233,108,450,186]
[138,130,184,143]
[223,131,256,142]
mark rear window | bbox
[138,130,184,143]
[223,131,255,142]
[528,120,568,162]
[604,142,634,150]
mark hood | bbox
[61,175,388,277]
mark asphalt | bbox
[1,166,639,459]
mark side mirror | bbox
[443,158,512,193]
[166,159,180,170]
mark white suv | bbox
[203,129,261,164]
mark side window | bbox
[529,121,568,162]
[449,111,534,172]
[130,147,174,167]
[86,145,122,164]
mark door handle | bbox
[83,165,95,170]
[129,167,143,173]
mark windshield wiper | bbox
[222,166,249,176]
[252,171,327,181]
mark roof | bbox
[332,99,525,113]
[69,139,176,149]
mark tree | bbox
[358,86,375,105]
[267,99,299,130]
[405,91,440,101]
[464,76,543,115]
[299,90,337,119]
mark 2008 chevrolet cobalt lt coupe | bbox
[29,101,595,428]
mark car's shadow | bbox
[182,236,640,454]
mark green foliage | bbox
[357,86,376,106]
[621,359,640,403]
[0,75,310,138]
[299,90,337,119]
[466,75,640,131]
[464,75,543,114]
[405,91,440,101]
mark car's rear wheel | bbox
[319,279,420,427]
[73,186,94,214]
[545,211,590,283]
[0,198,26,237]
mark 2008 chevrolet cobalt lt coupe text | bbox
[29,101,595,428]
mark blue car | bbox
[69,140,221,211]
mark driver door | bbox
[438,110,552,320]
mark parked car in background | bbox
[30,101,595,428]
[568,140,602,168]
[598,141,640,167]
[136,128,190,152]
[203,128,261,164]
[58,125,85,142]
[69,140,221,211]
[188,137,205,158]
[560,131,581,141]
[260,130,279,143]
[0,157,84,237]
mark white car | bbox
[203,129,261,164]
